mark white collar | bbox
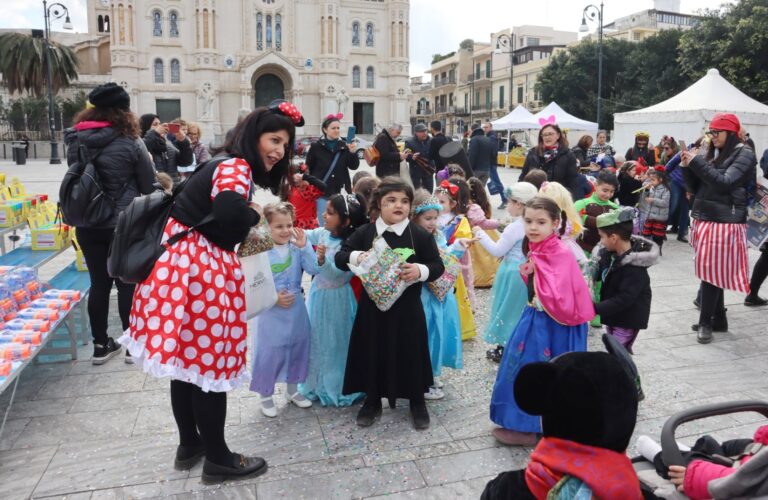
[376,217,409,236]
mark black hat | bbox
[88,83,130,111]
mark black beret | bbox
[88,83,130,111]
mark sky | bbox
[2,0,730,78]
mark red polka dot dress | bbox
[119,158,253,392]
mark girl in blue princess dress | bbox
[473,182,539,364]
[250,202,320,418]
[300,192,368,407]
[411,190,474,400]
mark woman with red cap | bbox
[681,113,757,344]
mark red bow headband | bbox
[268,100,305,126]
[324,113,343,122]
[437,180,459,197]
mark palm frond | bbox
[0,32,79,97]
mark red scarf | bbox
[525,437,642,500]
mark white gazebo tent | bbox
[613,68,768,153]
[533,102,599,145]
[491,105,539,130]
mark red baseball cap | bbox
[709,113,741,133]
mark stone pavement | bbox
[0,160,766,499]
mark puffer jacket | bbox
[142,129,193,182]
[64,122,157,228]
[306,138,359,196]
[521,145,579,199]
[683,144,757,224]
[641,184,670,221]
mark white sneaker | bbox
[433,377,444,389]
[424,387,445,400]
[260,397,277,418]
[287,392,313,408]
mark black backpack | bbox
[107,156,227,284]
[59,135,122,227]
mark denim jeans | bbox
[668,182,690,236]
[487,165,507,203]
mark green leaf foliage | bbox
[0,32,79,97]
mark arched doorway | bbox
[254,74,284,108]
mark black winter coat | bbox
[617,173,644,207]
[592,236,660,330]
[572,146,590,168]
[625,146,656,168]
[521,145,579,198]
[429,133,452,170]
[306,138,360,196]
[468,129,495,173]
[683,144,757,224]
[64,125,156,228]
[373,129,402,178]
[143,129,194,182]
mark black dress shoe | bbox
[174,442,206,471]
[677,235,689,243]
[410,400,430,430]
[696,324,713,344]
[356,398,382,427]
[693,298,700,309]
[667,227,678,234]
[201,454,268,484]
[712,314,728,332]
[745,294,768,306]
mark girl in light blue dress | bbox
[300,192,368,407]
[250,203,320,417]
[411,190,469,400]
[473,182,540,363]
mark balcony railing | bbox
[433,77,456,88]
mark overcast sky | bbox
[3,0,730,78]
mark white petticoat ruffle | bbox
[118,331,251,393]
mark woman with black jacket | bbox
[139,113,194,183]
[682,113,757,344]
[306,113,359,226]
[520,124,579,199]
[572,135,593,169]
[63,83,156,364]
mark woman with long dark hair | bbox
[139,113,194,183]
[682,113,757,344]
[306,113,360,226]
[520,123,579,199]
[64,83,156,365]
[119,101,301,483]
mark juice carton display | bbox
[29,298,72,311]
[0,360,11,377]
[0,343,32,361]
[8,332,43,346]
[17,308,59,321]
[0,298,18,321]
[29,212,71,251]
[5,319,51,333]
[42,290,82,301]
[0,201,23,228]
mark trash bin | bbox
[11,142,26,165]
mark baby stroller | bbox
[633,400,768,499]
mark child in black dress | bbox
[336,177,445,430]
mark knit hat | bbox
[88,83,130,111]
[634,131,649,139]
[596,207,635,229]
[504,182,539,203]
[414,123,428,133]
[709,112,741,134]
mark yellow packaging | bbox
[0,201,23,228]
[28,214,71,250]
[71,235,88,271]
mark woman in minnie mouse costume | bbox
[119,101,302,484]
[306,113,360,227]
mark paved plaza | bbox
[0,161,766,499]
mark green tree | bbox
[60,90,88,128]
[0,32,79,97]
[679,0,768,102]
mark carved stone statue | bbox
[336,88,349,115]
[198,81,218,120]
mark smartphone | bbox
[678,139,687,152]
[346,126,357,143]
[168,123,181,134]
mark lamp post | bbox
[580,1,603,128]
[43,0,73,165]
[494,33,514,112]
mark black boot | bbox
[356,397,382,427]
[711,309,728,332]
[696,324,713,344]
[201,454,268,484]
[410,399,430,430]
[745,294,768,306]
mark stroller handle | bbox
[661,400,768,466]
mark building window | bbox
[104,15,110,32]
[169,10,179,37]
[474,91,480,107]
[152,9,162,37]
[517,85,523,104]
[256,13,263,51]
[352,21,360,46]
[527,37,540,46]
[485,60,491,78]
[366,66,374,88]
[170,58,180,83]
[352,66,361,88]
[485,89,491,109]
[153,58,164,83]
[266,14,272,48]
[365,22,374,47]
[499,85,505,109]
[98,15,104,33]
[475,63,480,80]
[275,14,282,51]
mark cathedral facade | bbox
[86,0,411,140]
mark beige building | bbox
[83,0,411,141]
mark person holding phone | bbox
[139,114,194,183]
[681,113,757,344]
[405,124,434,192]
[306,113,360,227]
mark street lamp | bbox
[494,33,514,112]
[580,1,604,128]
[43,0,73,165]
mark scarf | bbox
[323,138,340,152]
[542,145,559,163]
[525,437,643,500]
[525,233,594,326]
